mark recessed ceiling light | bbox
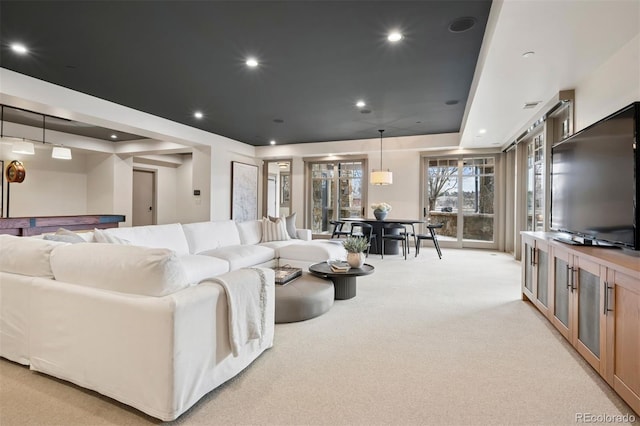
[522,51,535,58]
[449,17,476,33]
[478,129,487,134]
[110,134,118,139]
[10,43,28,54]
[270,140,276,145]
[246,58,259,68]
[356,100,366,108]
[387,32,403,43]
[194,111,203,119]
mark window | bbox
[424,155,497,247]
[307,159,365,234]
[526,132,545,231]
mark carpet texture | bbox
[1,249,637,425]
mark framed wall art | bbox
[231,161,258,222]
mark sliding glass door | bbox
[308,159,365,234]
[424,155,497,248]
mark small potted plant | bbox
[342,236,368,268]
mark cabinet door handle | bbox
[604,282,614,314]
[568,266,576,292]
[566,265,571,291]
[530,246,536,266]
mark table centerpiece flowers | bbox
[370,202,392,220]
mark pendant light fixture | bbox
[52,146,72,160]
[370,129,392,185]
[11,140,35,155]
[42,114,72,160]
[1,105,35,155]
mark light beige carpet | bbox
[1,248,637,426]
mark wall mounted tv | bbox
[551,101,639,251]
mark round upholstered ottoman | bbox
[275,272,334,323]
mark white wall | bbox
[85,153,133,226]
[176,155,193,223]
[0,143,87,217]
[574,34,640,131]
[191,147,211,223]
[367,150,423,220]
[172,149,213,225]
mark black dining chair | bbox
[381,223,409,260]
[349,221,377,257]
[330,220,351,238]
[401,221,417,256]
[414,223,443,259]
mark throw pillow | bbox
[284,213,298,239]
[261,217,290,242]
[268,213,298,239]
[47,228,85,243]
[93,228,131,245]
[43,234,84,244]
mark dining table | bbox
[342,217,424,255]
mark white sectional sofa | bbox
[0,219,345,420]
[104,219,346,271]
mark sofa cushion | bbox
[199,245,275,270]
[179,254,230,284]
[284,213,298,239]
[237,219,262,245]
[50,243,189,297]
[182,220,241,254]
[278,241,347,262]
[104,223,191,255]
[258,240,296,251]
[261,217,290,243]
[93,228,131,244]
[0,235,66,278]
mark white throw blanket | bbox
[209,268,268,357]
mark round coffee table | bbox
[308,262,375,300]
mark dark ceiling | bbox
[0,1,491,146]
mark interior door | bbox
[132,169,155,226]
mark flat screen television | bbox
[550,102,639,251]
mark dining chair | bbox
[401,221,417,256]
[381,222,409,260]
[348,221,377,257]
[414,223,443,259]
[330,220,351,238]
